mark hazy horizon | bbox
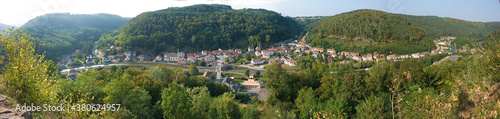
[1,0,499,26]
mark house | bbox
[362,55,371,61]
[138,55,145,62]
[188,57,197,63]
[312,47,324,53]
[387,55,397,60]
[312,53,318,58]
[248,46,254,52]
[262,50,274,56]
[194,53,202,58]
[178,58,187,65]
[255,46,261,51]
[377,57,387,62]
[57,61,65,67]
[268,58,282,64]
[205,55,216,62]
[251,58,264,65]
[144,57,152,62]
[304,50,311,54]
[327,48,336,54]
[235,49,242,54]
[412,53,421,58]
[399,55,409,59]
[155,55,163,62]
[187,53,194,58]
[177,52,185,58]
[67,69,78,77]
[242,79,261,89]
[255,51,261,56]
[116,53,125,58]
[132,51,136,57]
[249,74,255,79]
[125,51,132,57]
[164,53,178,61]
[103,57,110,62]
[68,59,75,65]
[284,59,297,67]
[227,58,235,63]
[350,52,360,58]
[270,47,279,52]
[108,55,115,60]
[202,71,212,79]
[115,46,122,50]
[341,51,350,56]
[212,50,221,55]
[353,56,362,61]
[331,52,337,57]
[213,76,240,92]
[202,50,209,55]
[262,53,272,58]
[224,52,240,57]
[125,56,132,62]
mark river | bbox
[60,63,127,73]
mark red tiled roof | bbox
[69,70,77,73]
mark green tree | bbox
[197,60,206,66]
[0,28,58,105]
[188,86,212,119]
[317,97,350,119]
[148,66,174,85]
[255,71,260,77]
[209,92,241,119]
[244,69,250,76]
[235,92,251,103]
[104,73,134,104]
[295,87,318,119]
[366,61,391,94]
[241,106,261,119]
[122,87,152,118]
[355,93,391,119]
[161,83,192,119]
[263,62,294,102]
[189,64,199,76]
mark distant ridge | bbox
[21,13,131,60]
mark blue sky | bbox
[1,0,499,26]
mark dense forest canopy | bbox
[308,9,500,55]
[98,4,301,53]
[22,13,130,60]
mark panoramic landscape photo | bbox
[1,0,500,118]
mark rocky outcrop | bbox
[0,95,31,119]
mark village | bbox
[57,33,468,100]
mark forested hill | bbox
[308,9,500,55]
[22,13,130,60]
[0,23,12,32]
[98,4,301,53]
[312,10,427,42]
